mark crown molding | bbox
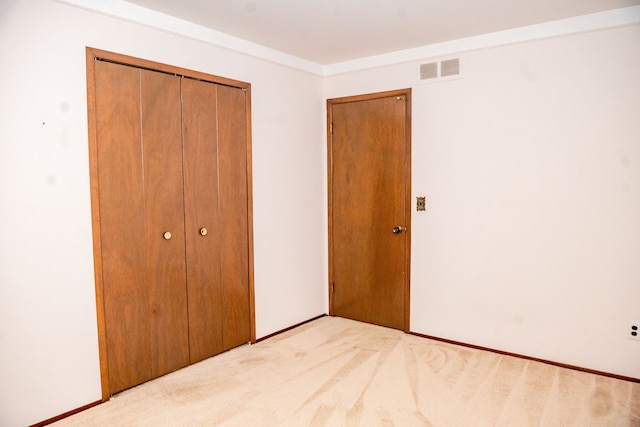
[52,0,324,75]
[323,6,640,76]
[54,1,640,77]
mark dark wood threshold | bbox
[30,399,102,427]
[255,314,327,343]
[410,331,640,384]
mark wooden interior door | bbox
[94,61,190,393]
[328,89,411,331]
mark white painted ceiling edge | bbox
[53,0,324,74]
[54,0,640,77]
[328,6,640,76]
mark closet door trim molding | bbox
[86,47,256,401]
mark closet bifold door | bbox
[217,85,251,350]
[182,80,251,361]
[89,47,255,399]
[140,69,190,379]
[94,60,190,394]
[181,78,224,363]
[95,60,152,394]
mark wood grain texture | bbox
[217,85,251,350]
[86,48,250,90]
[85,48,111,401]
[181,78,224,363]
[87,47,255,396]
[94,60,153,393]
[328,90,411,331]
[140,69,190,378]
[243,86,257,345]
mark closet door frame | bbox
[86,47,256,401]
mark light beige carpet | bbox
[52,316,639,426]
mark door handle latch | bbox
[392,226,405,234]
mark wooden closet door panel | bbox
[94,61,152,392]
[181,78,224,363]
[217,85,251,349]
[140,70,190,376]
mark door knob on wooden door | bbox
[163,231,172,240]
[199,227,208,236]
[392,226,405,234]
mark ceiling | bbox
[124,0,640,65]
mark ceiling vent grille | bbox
[417,57,463,84]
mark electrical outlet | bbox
[629,321,640,341]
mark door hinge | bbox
[330,122,333,134]
[331,283,335,294]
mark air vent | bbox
[417,56,463,84]
[419,62,438,80]
[440,58,460,77]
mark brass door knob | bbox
[199,227,208,236]
[392,226,405,234]
[163,231,172,240]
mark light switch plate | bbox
[416,197,426,211]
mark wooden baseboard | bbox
[255,314,327,343]
[409,331,640,384]
[30,315,327,426]
[30,400,102,427]
[34,318,633,426]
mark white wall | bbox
[0,1,326,425]
[1,1,638,425]
[326,25,640,379]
